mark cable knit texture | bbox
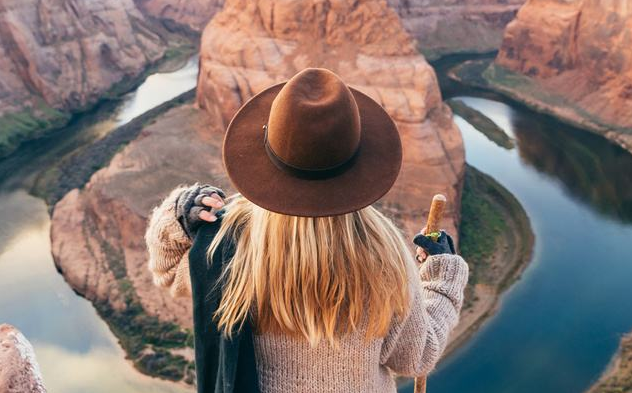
[145,186,193,297]
[145,190,469,392]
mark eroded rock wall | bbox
[495,0,632,149]
[0,0,166,116]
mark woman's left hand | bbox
[176,185,226,239]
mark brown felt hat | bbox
[222,68,402,217]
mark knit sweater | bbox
[145,188,469,393]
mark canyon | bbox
[0,0,526,158]
[0,0,199,158]
[50,0,470,381]
[389,0,524,60]
[489,0,632,152]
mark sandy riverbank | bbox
[588,332,632,393]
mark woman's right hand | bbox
[176,184,226,239]
[413,229,456,263]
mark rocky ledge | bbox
[135,0,224,32]
[0,324,47,393]
[487,0,632,153]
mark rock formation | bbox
[388,0,524,60]
[0,324,47,393]
[0,0,175,157]
[197,0,465,237]
[493,0,632,152]
[0,0,167,115]
[135,0,224,32]
[50,102,219,382]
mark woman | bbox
[145,68,468,393]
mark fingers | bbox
[201,195,224,209]
[199,186,226,199]
[413,233,437,252]
[415,247,428,264]
[199,209,218,222]
[194,193,224,209]
[190,206,217,222]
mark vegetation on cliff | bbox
[447,164,534,352]
[89,224,195,383]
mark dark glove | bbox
[175,184,226,239]
[413,230,456,256]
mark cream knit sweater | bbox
[145,188,469,393]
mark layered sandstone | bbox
[493,0,632,152]
[50,102,219,382]
[197,0,466,238]
[0,0,166,115]
[51,103,226,329]
[389,0,525,60]
[135,0,224,32]
[0,0,171,157]
[0,324,47,393]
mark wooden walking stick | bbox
[414,193,447,393]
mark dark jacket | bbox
[188,217,260,393]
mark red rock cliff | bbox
[494,0,632,151]
[0,0,166,116]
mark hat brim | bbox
[222,82,402,217]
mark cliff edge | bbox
[490,0,632,152]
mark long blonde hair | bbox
[208,195,412,347]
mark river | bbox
[0,56,198,393]
[400,56,632,392]
[1,54,631,393]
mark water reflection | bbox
[0,57,198,392]
[456,96,632,224]
[413,97,632,393]
[511,112,632,222]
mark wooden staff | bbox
[414,193,447,393]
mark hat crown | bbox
[266,68,361,172]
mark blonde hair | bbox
[208,195,412,347]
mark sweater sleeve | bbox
[145,186,193,298]
[380,253,469,377]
